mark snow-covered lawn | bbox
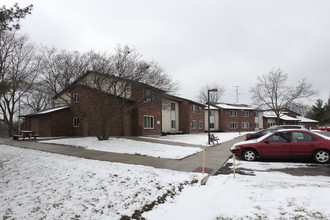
[144,158,330,220]
[140,132,246,146]
[39,137,202,159]
[0,145,203,220]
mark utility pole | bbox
[233,86,240,104]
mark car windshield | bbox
[312,132,330,140]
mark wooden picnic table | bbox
[13,130,39,140]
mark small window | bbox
[255,112,259,117]
[144,90,154,103]
[230,122,237,129]
[198,106,202,114]
[242,122,249,129]
[230,110,237,117]
[292,132,316,142]
[210,123,215,129]
[73,93,80,104]
[192,105,196,113]
[171,102,176,111]
[73,117,80,127]
[210,110,215,116]
[199,121,203,129]
[242,111,249,117]
[171,120,176,129]
[255,123,259,129]
[192,120,197,129]
[144,115,154,129]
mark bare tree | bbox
[250,68,318,124]
[198,83,226,104]
[0,32,37,135]
[56,46,178,140]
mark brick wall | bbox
[220,109,255,132]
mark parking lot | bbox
[216,131,330,177]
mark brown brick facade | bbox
[219,109,255,132]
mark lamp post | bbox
[208,88,218,145]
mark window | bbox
[292,132,316,142]
[73,117,80,127]
[144,115,154,129]
[242,122,249,129]
[192,105,196,113]
[144,89,154,103]
[210,110,215,116]
[210,123,215,129]
[171,102,176,111]
[199,121,203,129]
[255,112,259,117]
[192,120,197,129]
[171,120,176,129]
[267,131,291,143]
[242,110,249,117]
[230,110,237,117]
[255,123,259,129]
[73,93,80,103]
[267,123,276,127]
[198,106,202,114]
[230,122,237,129]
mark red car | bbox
[231,129,330,163]
[315,127,330,132]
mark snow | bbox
[39,137,202,159]
[216,103,256,110]
[140,132,245,146]
[0,145,204,219]
[143,158,330,220]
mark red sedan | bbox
[231,129,330,163]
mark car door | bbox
[289,131,318,157]
[260,131,291,158]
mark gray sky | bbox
[3,0,330,105]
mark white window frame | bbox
[198,106,202,114]
[144,115,154,129]
[230,110,237,117]
[230,122,237,129]
[210,110,215,116]
[242,110,249,117]
[192,120,197,129]
[144,89,154,103]
[192,105,196,113]
[210,123,215,129]
[171,120,176,129]
[73,117,80,127]
[199,121,203,129]
[171,102,176,111]
[242,122,249,129]
[73,93,80,104]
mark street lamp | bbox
[208,88,218,145]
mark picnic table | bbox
[13,130,39,140]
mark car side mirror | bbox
[264,140,270,144]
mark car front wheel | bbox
[313,150,330,164]
[243,149,258,161]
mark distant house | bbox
[204,103,257,132]
[262,110,319,129]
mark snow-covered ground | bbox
[144,158,330,220]
[0,145,204,219]
[39,132,244,159]
[140,132,247,146]
[39,137,202,159]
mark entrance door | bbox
[31,118,39,134]
[123,112,132,136]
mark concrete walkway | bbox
[0,135,245,175]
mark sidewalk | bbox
[0,135,244,175]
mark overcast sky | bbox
[3,0,330,105]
